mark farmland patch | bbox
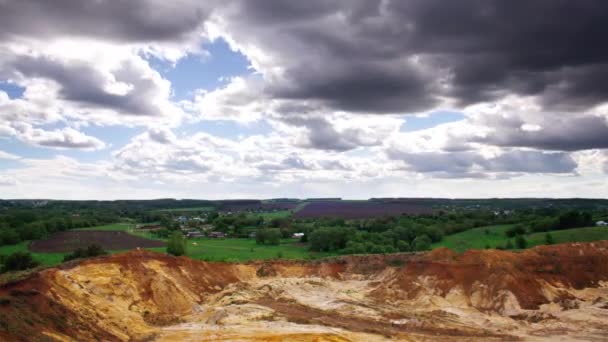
[29,231,165,253]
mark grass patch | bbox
[185,238,334,262]
[433,225,608,252]
[432,224,515,252]
[154,207,215,212]
[256,210,293,220]
[73,223,133,231]
[0,242,64,267]
[526,226,608,247]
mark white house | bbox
[596,220,608,226]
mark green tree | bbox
[545,233,554,245]
[256,228,281,245]
[515,235,527,249]
[505,240,514,249]
[2,252,39,272]
[167,231,187,256]
[412,234,432,251]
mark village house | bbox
[186,231,204,238]
[596,220,608,226]
[208,231,227,238]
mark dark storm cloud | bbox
[387,149,577,178]
[474,114,608,151]
[220,0,608,113]
[0,0,211,42]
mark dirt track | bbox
[2,241,608,341]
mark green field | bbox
[433,224,608,252]
[256,210,293,220]
[74,223,133,231]
[526,226,608,246]
[185,238,334,262]
[1,222,331,267]
[154,207,215,212]
[432,224,515,252]
[0,241,65,266]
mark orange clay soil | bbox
[1,242,608,341]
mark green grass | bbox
[185,238,334,262]
[0,241,65,266]
[256,210,293,219]
[526,226,608,247]
[432,224,515,252]
[74,223,133,231]
[154,207,215,212]
[73,222,166,240]
[433,224,608,252]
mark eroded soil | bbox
[2,242,608,341]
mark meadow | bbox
[433,224,608,252]
[185,238,334,262]
[153,206,215,212]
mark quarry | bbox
[2,242,608,341]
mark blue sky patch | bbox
[400,111,465,132]
[150,38,251,100]
[0,81,25,99]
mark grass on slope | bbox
[526,226,608,247]
[74,223,133,231]
[256,210,293,219]
[433,224,608,252]
[186,238,333,262]
[432,224,515,252]
[0,241,65,266]
[154,206,215,212]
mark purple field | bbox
[293,200,434,219]
[29,230,165,253]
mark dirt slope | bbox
[2,242,608,341]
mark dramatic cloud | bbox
[1,1,608,198]
[213,0,608,114]
[0,0,211,43]
[387,149,577,178]
[475,114,608,151]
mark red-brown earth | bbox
[2,241,608,341]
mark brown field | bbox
[28,230,165,253]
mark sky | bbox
[0,0,607,200]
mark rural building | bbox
[292,232,304,239]
[208,231,226,238]
[596,220,608,226]
[186,231,204,238]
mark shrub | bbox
[256,229,281,245]
[412,235,432,251]
[2,252,39,272]
[63,244,108,262]
[167,231,187,256]
[505,225,526,238]
[545,233,554,245]
[505,240,514,249]
[515,235,527,249]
